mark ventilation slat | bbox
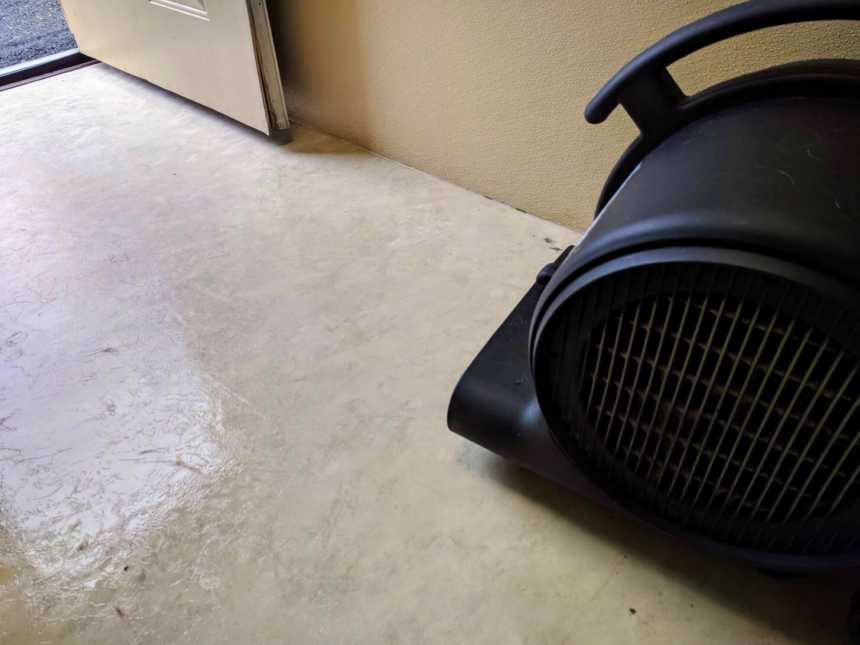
[665,291,731,496]
[613,297,660,455]
[787,364,859,521]
[542,263,860,555]
[815,398,860,516]
[709,297,801,514]
[733,320,823,520]
[593,276,630,443]
[604,300,643,451]
[623,274,677,468]
[652,283,718,488]
[764,346,844,524]
[634,289,694,474]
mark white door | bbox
[60,0,288,134]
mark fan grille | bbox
[542,263,860,554]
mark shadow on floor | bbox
[80,65,384,156]
[482,452,857,644]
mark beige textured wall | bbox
[271,2,860,231]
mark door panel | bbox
[61,0,287,134]
[150,1,209,19]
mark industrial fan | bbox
[449,0,860,588]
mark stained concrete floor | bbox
[0,64,857,644]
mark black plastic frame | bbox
[586,0,860,213]
[594,60,860,213]
[448,0,860,576]
[532,247,860,564]
[450,248,860,573]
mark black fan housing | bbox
[448,0,860,573]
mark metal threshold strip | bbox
[0,49,95,92]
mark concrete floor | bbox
[0,64,857,644]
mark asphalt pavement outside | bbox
[0,0,77,69]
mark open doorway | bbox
[2,0,287,133]
[0,0,91,88]
[1,0,75,67]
